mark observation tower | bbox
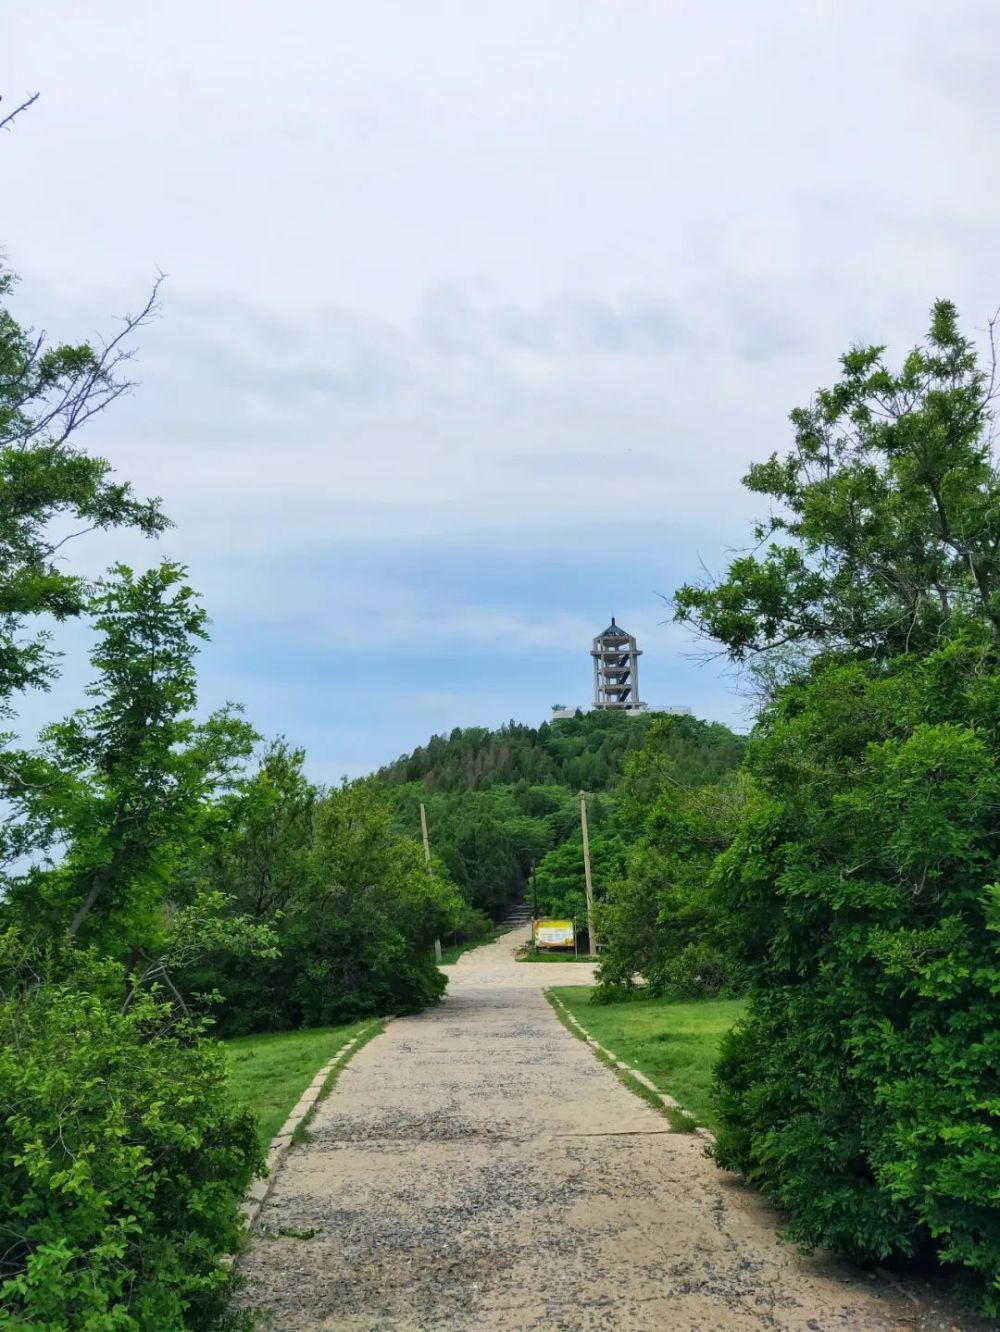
[591,618,643,711]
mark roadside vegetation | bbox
[0,110,464,1327]
[516,948,596,962]
[586,303,1000,1316]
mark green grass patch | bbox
[516,948,596,962]
[222,1020,374,1146]
[547,987,745,1133]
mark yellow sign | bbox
[534,919,574,947]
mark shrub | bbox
[0,938,263,1330]
[189,778,464,1035]
[712,646,1000,1311]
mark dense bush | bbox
[712,645,1000,1307]
[0,938,263,1331]
[185,775,464,1035]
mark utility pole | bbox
[420,802,431,864]
[530,858,539,953]
[420,803,442,964]
[579,789,597,957]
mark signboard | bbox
[533,919,575,948]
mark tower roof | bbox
[598,616,631,640]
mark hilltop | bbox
[380,710,745,921]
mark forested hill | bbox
[380,710,744,794]
[380,711,745,923]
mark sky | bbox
[2,1,999,780]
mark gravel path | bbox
[237,928,975,1331]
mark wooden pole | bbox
[579,789,597,957]
[420,802,431,864]
[421,803,442,964]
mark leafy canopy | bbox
[0,267,167,708]
[675,301,1000,664]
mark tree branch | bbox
[0,92,39,133]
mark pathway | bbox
[237,927,967,1330]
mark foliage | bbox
[185,775,465,1035]
[675,300,1000,670]
[0,266,166,712]
[684,305,1000,1312]
[387,780,578,918]
[594,720,748,997]
[533,827,627,926]
[711,646,1000,1305]
[383,712,744,921]
[381,710,660,792]
[0,935,263,1331]
[1,564,268,983]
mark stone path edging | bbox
[241,1019,384,1230]
[545,990,715,1144]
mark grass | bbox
[516,948,596,963]
[547,986,745,1133]
[222,1020,374,1146]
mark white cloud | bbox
[3,0,1000,768]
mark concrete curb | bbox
[546,991,715,1144]
[240,1019,384,1231]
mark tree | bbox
[683,305,1000,1313]
[193,739,316,921]
[193,774,468,1035]
[675,301,1000,671]
[0,266,168,711]
[289,780,463,1024]
[534,829,627,926]
[596,720,749,998]
[3,563,262,987]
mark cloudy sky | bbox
[3,1,998,779]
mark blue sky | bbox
[3,1,1000,779]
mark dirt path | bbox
[237,928,972,1330]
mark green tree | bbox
[198,776,468,1034]
[675,301,1000,668]
[534,828,627,926]
[596,718,749,997]
[3,564,261,981]
[597,773,749,998]
[195,739,316,921]
[681,304,1000,1312]
[291,780,463,1023]
[0,267,167,710]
